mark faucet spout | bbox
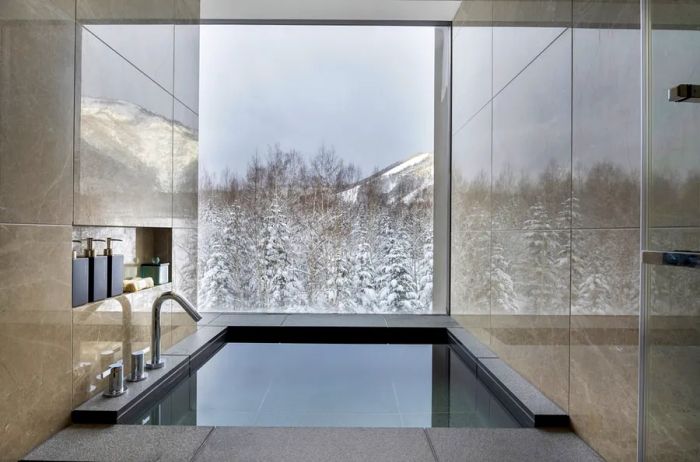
[146,291,201,370]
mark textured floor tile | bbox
[22,425,212,462]
[426,428,603,462]
[193,427,436,462]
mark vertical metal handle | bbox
[127,348,150,382]
[99,361,127,397]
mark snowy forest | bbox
[198,146,434,313]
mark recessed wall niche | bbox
[72,226,173,292]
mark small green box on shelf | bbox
[139,257,170,285]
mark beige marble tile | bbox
[570,315,638,462]
[645,315,700,462]
[0,6,75,225]
[176,0,201,22]
[490,314,570,411]
[452,0,492,28]
[573,0,639,28]
[491,230,570,315]
[572,27,640,229]
[572,229,640,316]
[452,314,492,345]
[452,26,491,130]
[452,106,491,230]
[72,284,174,406]
[77,0,174,22]
[491,31,571,230]
[84,23,175,91]
[0,0,74,21]
[450,231,490,316]
[492,0,572,27]
[174,23,200,113]
[173,102,199,229]
[0,224,72,462]
[74,27,174,227]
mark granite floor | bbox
[23,425,603,462]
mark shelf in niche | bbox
[73,282,172,312]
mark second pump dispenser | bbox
[83,238,107,303]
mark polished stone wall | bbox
[0,2,76,460]
[0,1,200,460]
[642,1,700,460]
[450,1,640,460]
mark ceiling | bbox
[200,0,461,22]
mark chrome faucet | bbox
[146,291,202,370]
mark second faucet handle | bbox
[99,361,127,398]
[127,347,150,382]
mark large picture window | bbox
[198,25,444,313]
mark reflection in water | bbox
[131,343,519,428]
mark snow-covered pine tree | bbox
[417,231,433,312]
[199,207,236,310]
[352,242,377,311]
[326,253,353,311]
[379,225,418,313]
[259,198,301,309]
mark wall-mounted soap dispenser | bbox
[104,238,124,298]
[84,237,107,302]
[72,240,89,307]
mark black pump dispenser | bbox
[104,238,124,297]
[83,237,107,302]
[72,240,89,307]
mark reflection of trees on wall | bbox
[452,160,650,315]
[199,145,434,313]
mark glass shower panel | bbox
[642,1,700,460]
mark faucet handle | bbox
[98,361,127,398]
[127,348,150,382]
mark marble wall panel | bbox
[451,26,492,130]
[74,27,173,227]
[0,224,72,462]
[452,106,491,231]
[572,28,640,229]
[450,231,490,317]
[0,3,75,225]
[84,23,175,91]
[173,101,199,229]
[174,22,200,112]
[570,315,639,462]
[491,31,571,230]
[490,314,570,411]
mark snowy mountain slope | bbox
[340,152,434,205]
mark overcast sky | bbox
[199,25,435,178]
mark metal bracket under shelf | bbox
[642,251,700,269]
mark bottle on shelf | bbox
[83,237,107,303]
[104,238,124,298]
[71,240,89,307]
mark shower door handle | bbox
[668,84,700,102]
[642,251,700,269]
